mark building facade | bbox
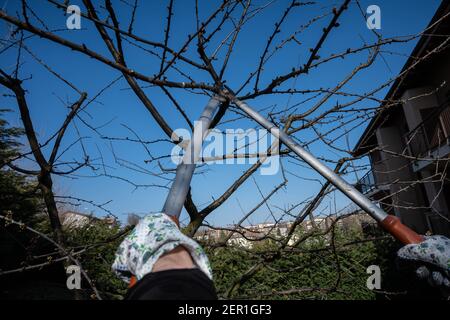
[353,1,450,237]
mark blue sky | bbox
[0,0,442,226]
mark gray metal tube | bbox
[163,96,221,218]
[231,96,388,223]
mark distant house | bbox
[59,211,116,229]
[195,213,375,248]
[353,1,450,237]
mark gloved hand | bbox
[112,213,212,283]
[397,235,450,288]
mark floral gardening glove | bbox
[112,213,212,283]
[397,235,450,288]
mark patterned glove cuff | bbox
[397,235,450,273]
[112,213,212,283]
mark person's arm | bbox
[112,213,216,299]
[152,246,195,272]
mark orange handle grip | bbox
[167,215,180,228]
[129,275,138,288]
[379,215,424,245]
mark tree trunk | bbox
[38,171,64,245]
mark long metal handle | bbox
[226,91,423,244]
[162,96,221,220]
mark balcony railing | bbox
[355,170,376,194]
[355,159,390,195]
[404,104,450,157]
